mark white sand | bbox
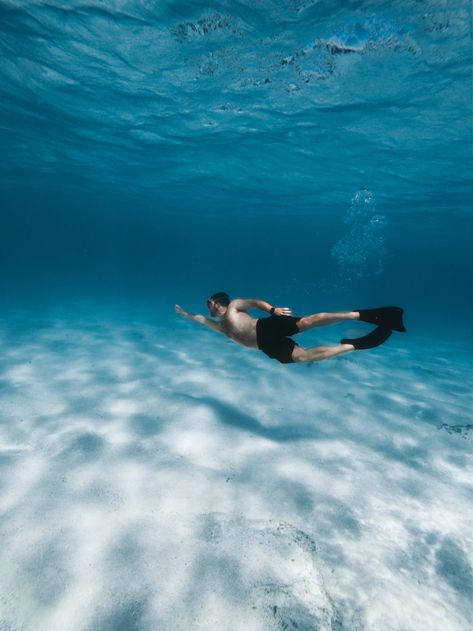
[0,315,471,630]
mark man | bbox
[175,292,406,364]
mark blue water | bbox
[0,2,472,630]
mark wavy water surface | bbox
[0,0,471,213]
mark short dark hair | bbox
[208,291,230,307]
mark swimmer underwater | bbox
[175,292,406,364]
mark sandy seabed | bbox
[0,314,472,631]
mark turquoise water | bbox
[0,2,472,630]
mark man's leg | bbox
[296,311,359,333]
[292,343,354,363]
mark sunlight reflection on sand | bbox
[0,316,472,630]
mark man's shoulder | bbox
[228,298,245,310]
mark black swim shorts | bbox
[256,315,302,364]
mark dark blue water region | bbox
[1,187,472,347]
[0,0,472,346]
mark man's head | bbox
[207,291,230,317]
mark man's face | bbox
[207,299,221,318]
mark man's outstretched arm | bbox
[231,298,292,316]
[175,304,223,333]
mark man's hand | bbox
[273,307,293,316]
[175,304,189,318]
[175,304,221,332]
[175,304,205,325]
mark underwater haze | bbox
[0,1,472,630]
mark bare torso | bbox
[220,304,258,348]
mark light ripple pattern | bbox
[0,314,471,630]
[0,0,471,213]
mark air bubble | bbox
[331,189,387,281]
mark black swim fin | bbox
[357,307,406,332]
[341,326,392,350]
